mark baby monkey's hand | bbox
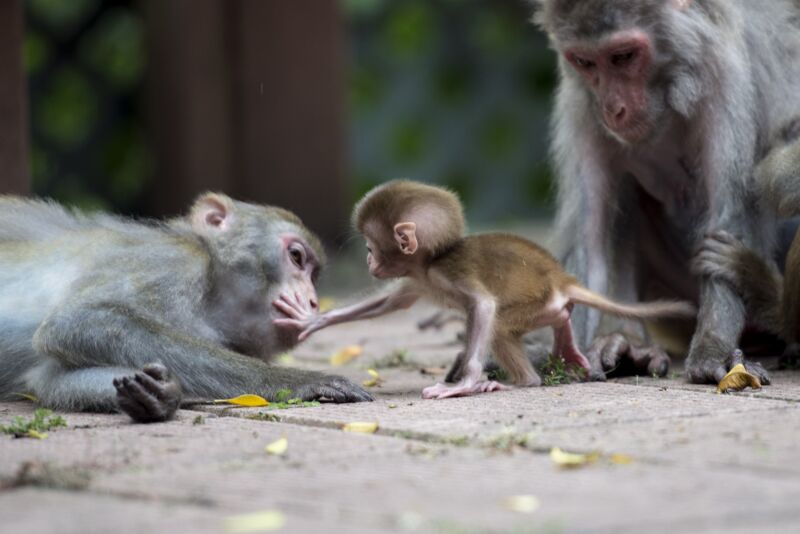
[273,292,327,341]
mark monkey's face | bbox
[364,237,409,280]
[563,29,663,144]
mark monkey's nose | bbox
[604,102,627,129]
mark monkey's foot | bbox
[686,348,771,385]
[421,380,509,399]
[113,363,182,424]
[585,333,671,380]
[296,374,374,403]
[779,344,800,370]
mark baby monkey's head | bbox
[352,180,465,279]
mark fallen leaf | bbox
[265,437,288,456]
[420,367,446,375]
[388,403,398,409]
[318,297,335,313]
[609,453,634,465]
[276,353,294,365]
[362,368,384,387]
[12,393,38,402]
[26,430,47,440]
[717,364,762,393]
[503,495,541,514]
[342,421,379,433]
[550,447,599,469]
[224,510,286,533]
[330,345,363,366]
[214,394,270,407]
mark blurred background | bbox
[0,0,557,246]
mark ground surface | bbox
[2,302,799,534]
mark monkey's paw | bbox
[421,380,509,399]
[685,346,771,385]
[586,333,671,380]
[296,375,373,403]
[113,363,182,423]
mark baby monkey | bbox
[274,181,696,399]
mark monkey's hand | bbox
[295,373,374,403]
[585,333,671,380]
[272,293,328,341]
[113,363,182,423]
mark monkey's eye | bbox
[611,50,635,67]
[366,245,373,254]
[289,245,306,269]
[573,56,595,69]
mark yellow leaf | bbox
[26,430,48,440]
[12,392,38,402]
[265,437,288,456]
[276,353,294,365]
[550,447,599,468]
[503,495,541,514]
[329,345,363,366]
[342,421,379,433]
[224,510,286,533]
[717,364,762,393]
[214,394,270,407]
[609,453,634,465]
[318,297,335,313]
[388,403,398,409]
[362,368,384,387]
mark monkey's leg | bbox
[491,331,540,387]
[417,311,463,331]
[113,363,182,423]
[422,296,509,399]
[552,318,591,373]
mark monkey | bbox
[694,119,800,367]
[0,193,373,423]
[273,180,695,399]
[533,0,800,385]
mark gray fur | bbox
[0,194,371,416]
[535,0,800,382]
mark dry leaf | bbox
[330,345,363,366]
[12,393,38,402]
[550,447,599,468]
[503,495,541,514]
[318,297,335,313]
[717,364,762,393]
[26,430,48,440]
[388,403,398,409]
[362,368,384,387]
[224,510,286,533]
[265,437,288,456]
[342,421,379,433]
[214,394,270,407]
[609,453,634,465]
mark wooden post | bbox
[144,0,348,241]
[234,0,349,242]
[0,0,30,195]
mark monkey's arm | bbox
[32,303,373,418]
[273,284,420,341]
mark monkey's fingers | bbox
[134,371,172,401]
[273,299,306,320]
[300,376,373,403]
[142,362,170,382]
[114,376,173,423]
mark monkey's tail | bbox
[564,285,696,319]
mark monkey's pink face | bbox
[564,30,654,143]
[280,234,321,312]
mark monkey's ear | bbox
[191,193,235,234]
[669,0,692,10]
[394,222,418,255]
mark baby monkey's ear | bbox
[394,222,418,255]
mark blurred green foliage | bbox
[344,0,557,223]
[25,0,150,214]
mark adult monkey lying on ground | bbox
[0,193,372,423]
[533,0,800,384]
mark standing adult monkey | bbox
[533,0,800,383]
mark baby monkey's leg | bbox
[422,297,509,399]
[551,305,592,373]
